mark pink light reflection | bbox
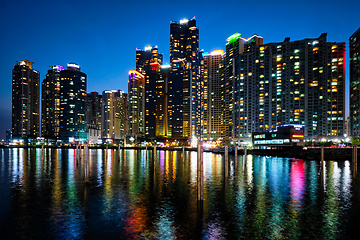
[290,159,306,210]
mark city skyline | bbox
[1,0,360,139]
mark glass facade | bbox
[203,50,225,141]
[230,34,345,139]
[350,28,360,136]
[12,60,40,141]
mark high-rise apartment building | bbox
[101,90,127,143]
[136,46,163,75]
[42,63,87,143]
[58,63,87,142]
[350,27,360,136]
[86,92,102,144]
[232,33,345,140]
[156,65,171,138]
[42,65,62,141]
[12,60,40,142]
[87,92,102,126]
[169,17,202,141]
[136,46,163,139]
[120,92,129,140]
[224,33,263,141]
[128,70,145,142]
[203,50,226,141]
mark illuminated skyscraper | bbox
[128,70,145,142]
[58,63,87,142]
[203,50,225,141]
[169,17,202,141]
[350,27,360,136]
[101,90,127,143]
[136,46,163,139]
[86,92,102,127]
[42,63,87,143]
[224,33,263,141]
[86,92,102,144]
[136,46,163,75]
[42,65,63,141]
[12,60,40,142]
[233,33,345,140]
[156,65,171,138]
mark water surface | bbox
[0,148,359,239]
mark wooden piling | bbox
[225,145,228,161]
[225,145,228,178]
[197,142,203,201]
[243,147,247,172]
[85,143,89,183]
[154,145,157,161]
[234,146,238,170]
[353,144,357,164]
[353,144,357,179]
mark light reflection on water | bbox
[0,148,359,239]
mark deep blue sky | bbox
[0,0,359,140]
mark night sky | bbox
[0,0,359,140]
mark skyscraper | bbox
[86,92,102,144]
[136,46,163,139]
[169,17,202,141]
[156,65,171,138]
[350,27,360,136]
[128,70,145,142]
[87,92,102,127]
[42,63,87,143]
[42,65,62,141]
[12,60,40,142]
[203,50,225,141]
[232,33,345,140]
[58,63,87,142]
[224,33,263,141]
[101,90,127,143]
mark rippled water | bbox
[0,148,359,239]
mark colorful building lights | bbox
[226,33,241,44]
[210,50,224,55]
[180,18,188,24]
[292,134,304,138]
[128,70,145,78]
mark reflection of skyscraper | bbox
[203,50,225,141]
[58,63,87,142]
[350,27,360,136]
[12,60,40,142]
[169,17,202,141]
[128,70,145,141]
